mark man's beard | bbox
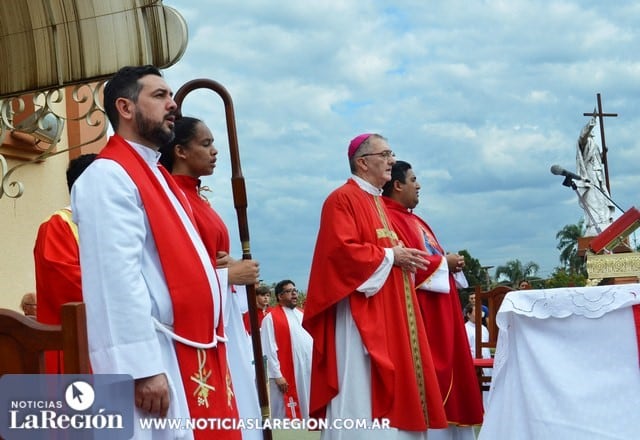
[136,109,175,146]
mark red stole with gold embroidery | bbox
[271,305,302,419]
[99,135,238,437]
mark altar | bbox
[478,284,640,440]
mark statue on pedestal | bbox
[575,116,615,236]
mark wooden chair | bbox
[473,285,514,392]
[0,302,90,375]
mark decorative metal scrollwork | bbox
[0,81,107,199]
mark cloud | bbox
[162,0,640,286]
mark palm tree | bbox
[494,259,540,288]
[556,220,586,275]
[459,249,485,288]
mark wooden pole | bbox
[174,79,272,440]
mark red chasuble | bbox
[270,305,303,419]
[100,136,239,439]
[34,208,83,373]
[383,197,484,425]
[302,179,447,430]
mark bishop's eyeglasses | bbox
[358,150,395,159]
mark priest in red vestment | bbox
[302,134,448,439]
[382,160,484,439]
[34,153,96,373]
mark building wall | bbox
[0,153,70,311]
[0,88,105,312]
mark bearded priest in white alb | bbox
[72,66,241,440]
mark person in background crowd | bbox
[464,302,492,406]
[244,284,272,333]
[518,280,532,290]
[261,279,312,420]
[20,292,37,318]
[468,291,489,326]
[34,153,96,372]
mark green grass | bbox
[272,428,321,440]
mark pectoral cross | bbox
[583,93,617,193]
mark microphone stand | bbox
[562,176,626,214]
[561,177,637,254]
[565,177,602,234]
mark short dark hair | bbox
[274,279,295,296]
[255,285,271,296]
[382,160,412,196]
[158,116,203,172]
[66,153,97,192]
[103,65,163,131]
[464,303,474,316]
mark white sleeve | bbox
[217,268,231,327]
[482,326,492,359]
[356,248,394,297]
[260,313,282,379]
[417,258,450,293]
[465,322,476,358]
[72,160,164,379]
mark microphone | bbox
[550,165,587,182]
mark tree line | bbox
[263,218,630,306]
[460,219,590,296]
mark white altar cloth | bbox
[478,284,640,440]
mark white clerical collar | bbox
[352,175,383,196]
[125,139,162,164]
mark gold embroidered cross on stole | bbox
[191,348,215,407]
[226,370,235,408]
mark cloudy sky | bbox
[160,0,640,289]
